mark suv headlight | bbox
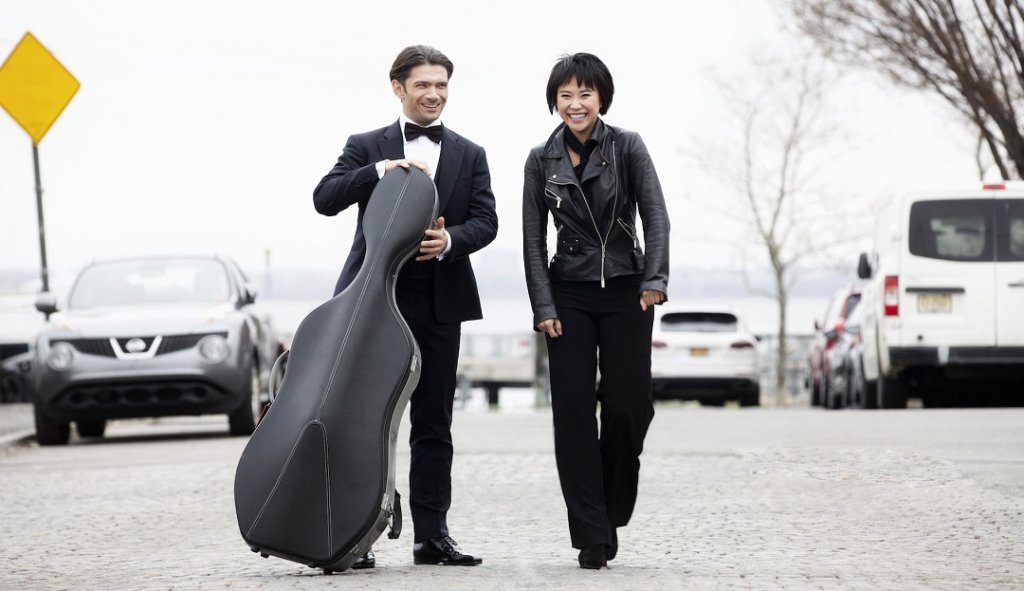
[47,342,75,370]
[198,335,230,363]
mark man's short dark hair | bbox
[390,45,454,85]
[545,53,615,115]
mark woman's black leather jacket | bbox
[522,120,670,327]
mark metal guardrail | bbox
[456,331,814,408]
[456,331,548,407]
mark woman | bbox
[522,53,670,569]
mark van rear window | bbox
[999,200,1024,262]
[909,200,994,262]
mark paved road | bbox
[1,405,1023,590]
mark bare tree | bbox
[700,54,864,404]
[791,0,1024,180]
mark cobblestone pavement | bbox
[1,405,1022,590]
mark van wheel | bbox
[34,405,70,446]
[862,380,878,410]
[877,376,907,409]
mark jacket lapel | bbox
[435,127,464,215]
[377,120,405,161]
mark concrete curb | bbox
[0,429,34,449]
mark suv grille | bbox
[54,338,116,357]
[54,332,228,358]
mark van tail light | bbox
[652,340,668,349]
[730,341,755,349]
[982,182,1005,190]
[884,275,900,316]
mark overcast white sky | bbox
[0,0,981,294]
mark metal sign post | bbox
[32,144,49,292]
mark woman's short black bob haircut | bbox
[545,53,614,115]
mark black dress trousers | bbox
[395,267,461,543]
[545,278,655,549]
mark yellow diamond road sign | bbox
[0,32,80,145]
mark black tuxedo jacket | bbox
[313,120,498,323]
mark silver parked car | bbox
[31,256,282,445]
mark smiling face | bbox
[393,64,449,126]
[556,77,601,143]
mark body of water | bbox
[264,296,828,340]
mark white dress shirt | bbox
[375,115,451,258]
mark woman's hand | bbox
[639,290,665,312]
[536,318,563,338]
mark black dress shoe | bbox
[607,529,618,561]
[578,544,607,569]
[413,536,483,566]
[351,548,375,569]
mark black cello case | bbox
[233,168,438,573]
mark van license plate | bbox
[690,348,709,357]
[917,293,951,313]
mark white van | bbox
[857,181,1024,408]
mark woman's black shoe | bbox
[607,529,618,561]
[578,544,607,569]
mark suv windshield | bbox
[661,312,738,332]
[69,259,232,309]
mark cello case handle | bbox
[387,490,402,539]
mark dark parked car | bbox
[822,303,873,409]
[807,286,861,406]
[1,352,33,403]
[31,256,282,445]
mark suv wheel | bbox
[739,386,760,407]
[229,361,260,436]
[34,405,70,446]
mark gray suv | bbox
[31,256,282,444]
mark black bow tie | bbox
[404,122,443,143]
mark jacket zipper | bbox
[544,139,619,288]
[617,218,638,249]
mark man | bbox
[313,45,497,568]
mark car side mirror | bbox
[857,252,872,279]
[814,319,821,331]
[243,284,258,304]
[35,292,58,315]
